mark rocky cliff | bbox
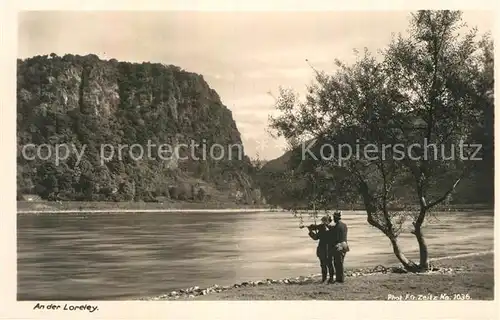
[17,54,263,204]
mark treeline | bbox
[256,145,494,209]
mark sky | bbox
[17,11,494,160]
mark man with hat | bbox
[331,211,349,283]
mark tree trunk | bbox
[414,226,430,270]
[389,237,419,271]
[359,181,422,272]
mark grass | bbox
[180,253,494,300]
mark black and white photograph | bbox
[1,2,497,319]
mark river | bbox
[17,210,494,300]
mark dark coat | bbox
[308,224,334,260]
[331,220,349,253]
[331,220,348,244]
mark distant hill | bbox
[16,54,264,205]
[257,139,494,209]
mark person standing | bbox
[306,215,335,284]
[331,211,349,283]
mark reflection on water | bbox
[17,210,494,300]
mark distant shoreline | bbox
[17,200,272,214]
[17,200,493,214]
[17,208,275,214]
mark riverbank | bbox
[17,200,493,214]
[17,200,271,214]
[143,252,494,301]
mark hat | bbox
[333,211,342,218]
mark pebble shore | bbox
[140,263,466,301]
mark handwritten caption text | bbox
[33,303,99,313]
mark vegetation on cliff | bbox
[17,54,262,204]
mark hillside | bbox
[257,141,494,209]
[16,54,263,205]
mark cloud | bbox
[232,111,271,141]
[211,73,235,81]
[243,67,314,80]
[241,134,287,160]
[226,94,275,109]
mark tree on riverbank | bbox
[268,10,493,271]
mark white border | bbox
[1,1,498,319]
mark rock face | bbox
[17,53,263,204]
[140,263,469,301]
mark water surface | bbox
[17,210,494,300]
